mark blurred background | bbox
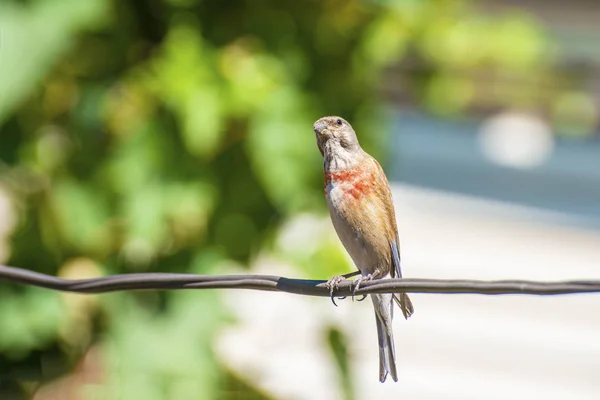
[1,0,599,399]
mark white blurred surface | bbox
[217,184,600,399]
[478,111,554,169]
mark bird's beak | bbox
[313,121,327,135]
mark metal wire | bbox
[1,264,600,297]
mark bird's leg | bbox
[325,271,360,306]
[352,273,374,301]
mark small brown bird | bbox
[313,116,414,383]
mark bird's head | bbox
[313,116,361,157]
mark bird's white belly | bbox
[326,182,373,275]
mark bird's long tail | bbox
[371,293,397,383]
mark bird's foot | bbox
[325,275,347,307]
[352,274,373,301]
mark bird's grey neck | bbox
[322,142,363,172]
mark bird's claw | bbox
[326,275,347,307]
[352,274,373,301]
[326,272,372,305]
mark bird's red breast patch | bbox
[325,166,376,199]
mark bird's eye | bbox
[336,119,342,126]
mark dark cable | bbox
[1,265,599,297]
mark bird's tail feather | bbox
[394,293,414,319]
[372,294,397,382]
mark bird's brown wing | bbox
[371,158,414,319]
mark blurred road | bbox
[391,111,600,230]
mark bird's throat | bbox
[323,142,362,172]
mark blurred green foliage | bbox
[0,0,567,398]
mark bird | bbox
[313,115,414,383]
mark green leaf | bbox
[146,24,225,159]
[247,88,321,212]
[0,0,107,125]
[50,179,110,254]
[0,289,64,357]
